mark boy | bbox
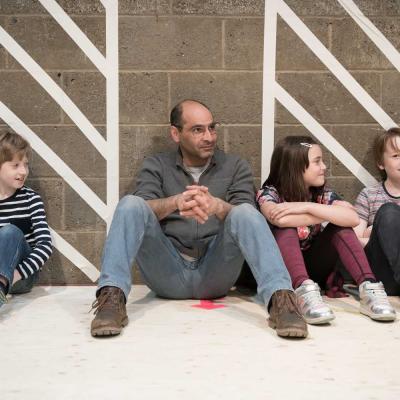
[0,131,52,307]
[354,127,400,295]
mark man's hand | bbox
[176,186,210,224]
[178,185,231,223]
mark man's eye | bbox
[192,127,203,134]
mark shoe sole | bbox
[91,316,129,337]
[268,319,308,338]
[305,314,335,325]
[360,307,396,322]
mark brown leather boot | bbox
[90,286,128,337]
[268,289,308,338]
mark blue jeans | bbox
[98,196,292,307]
[0,224,38,294]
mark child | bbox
[0,131,52,307]
[354,127,400,295]
[256,135,395,324]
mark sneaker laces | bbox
[302,289,326,309]
[0,288,7,305]
[365,286,391,306]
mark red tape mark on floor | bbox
[191,300,227,310]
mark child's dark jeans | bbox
[0,224,38,294]
[365,202,400,295]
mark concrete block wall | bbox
[0,0,399,284]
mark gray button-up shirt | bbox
[134,148,256,258]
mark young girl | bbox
[354,127,400,295]
[256,135,395,325]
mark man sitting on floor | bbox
[90,99,307,338]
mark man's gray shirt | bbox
[134,148,256,258]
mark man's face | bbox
[171,102,218,167]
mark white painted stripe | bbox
[276,0,397,130]
[261,0,278,184]
[0,102,107,219]
[104,1,120,229]
[275,82,377,187]
[0,26,107,158]
[38,0,107,76]
[99,0,110,9]
[338,0,400,73]
[50,228,100,282]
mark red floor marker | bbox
[191,300,227,310]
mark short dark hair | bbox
[170,99,211,129]
[264,135,322,202]
[373,127,400,179]
[0,131,32,167]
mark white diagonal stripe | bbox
[50,228,100,282]
[261,0,278,183]
[0,102,107,219]
[105,0,119,229]
[38,0,107,75]
[275,82,377,187]
[338,0,400,73]
[276,0,397,130]
[0,25,107,158]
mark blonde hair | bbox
[0,131,32,167]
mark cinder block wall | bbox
[0,0,399,284]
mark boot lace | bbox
[89,288,123,315]
[275,290,298,314]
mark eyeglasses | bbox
[173,122,220,136]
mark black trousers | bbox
[365,202,400,295]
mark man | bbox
[91,99,307,338]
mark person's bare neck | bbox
[0,186,17,200]
[384,177,400,196]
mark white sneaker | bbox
[295,281,335,325]
[359,281,396,321]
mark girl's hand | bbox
[269,202,310,220]
[332,200,356,210]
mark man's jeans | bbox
[0,224,38,294]
[98,196,292,307]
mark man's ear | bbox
[170,126,180,144]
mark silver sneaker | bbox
[295,281,335,324]
[0,287,7,308]
[359,281,396,321]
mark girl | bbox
[354,127,400,295]
[257,135,395,325]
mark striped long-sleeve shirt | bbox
[0,186,53,279]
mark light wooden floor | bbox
[1,286,400,400]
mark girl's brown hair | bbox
[263,135,323,202]
[0,131,32,167]
[373,127,400,179]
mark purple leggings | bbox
[272,224,376,289]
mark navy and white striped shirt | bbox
[0,186,52,279]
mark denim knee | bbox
[0,224,25,241]
[227,203,258,221]
[116,195,150,216]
